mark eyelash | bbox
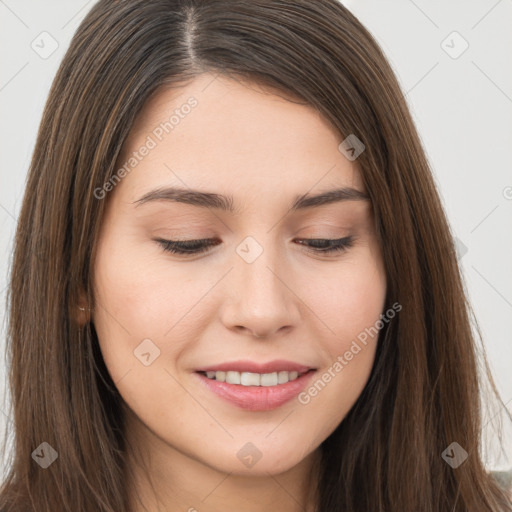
[155,236,355,256]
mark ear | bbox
[72,288,93,326]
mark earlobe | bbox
[74,290,94,326]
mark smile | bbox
[194,369,317,411]
[199,369,309,386]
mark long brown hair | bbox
[1,0,511,510]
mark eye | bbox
[295,236,354,254]
[155,237,220,255]
[155,236,354,256]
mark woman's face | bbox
[91,73,386,477]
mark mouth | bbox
[196,368,315,386]
[194,365,317,411]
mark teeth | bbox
[203,370,302,386]
[260,372,277,386]
[226,371,240,384]
[241,372,260,386]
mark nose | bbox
[219,244,301,339]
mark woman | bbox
[1,0,511,510]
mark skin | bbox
[82,72,387,512]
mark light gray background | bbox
[1,0,511,476]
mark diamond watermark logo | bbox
[236,442,263,468]
[31,32,59,59]
[441,442,468,468]
[32,442,58,469]
[454,237,468,260]
[134,338,161,366]
[236,236,264,264]
[441,31,469,59]
[338,134,365,161]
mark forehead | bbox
[114,73,364,202]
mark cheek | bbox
[293,249,386,427]
[304,249,387,348]
[93,227,209,327]
[91,233,207,383]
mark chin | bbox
[202,442,308,476]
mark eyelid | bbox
[154,237,219,255]
[154,236,355,256]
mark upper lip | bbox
[195,359,315,374]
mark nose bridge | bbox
[220,233,300,336]
[236,233,285,301]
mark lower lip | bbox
[194,370,316,411]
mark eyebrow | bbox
[132,186,370,213]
